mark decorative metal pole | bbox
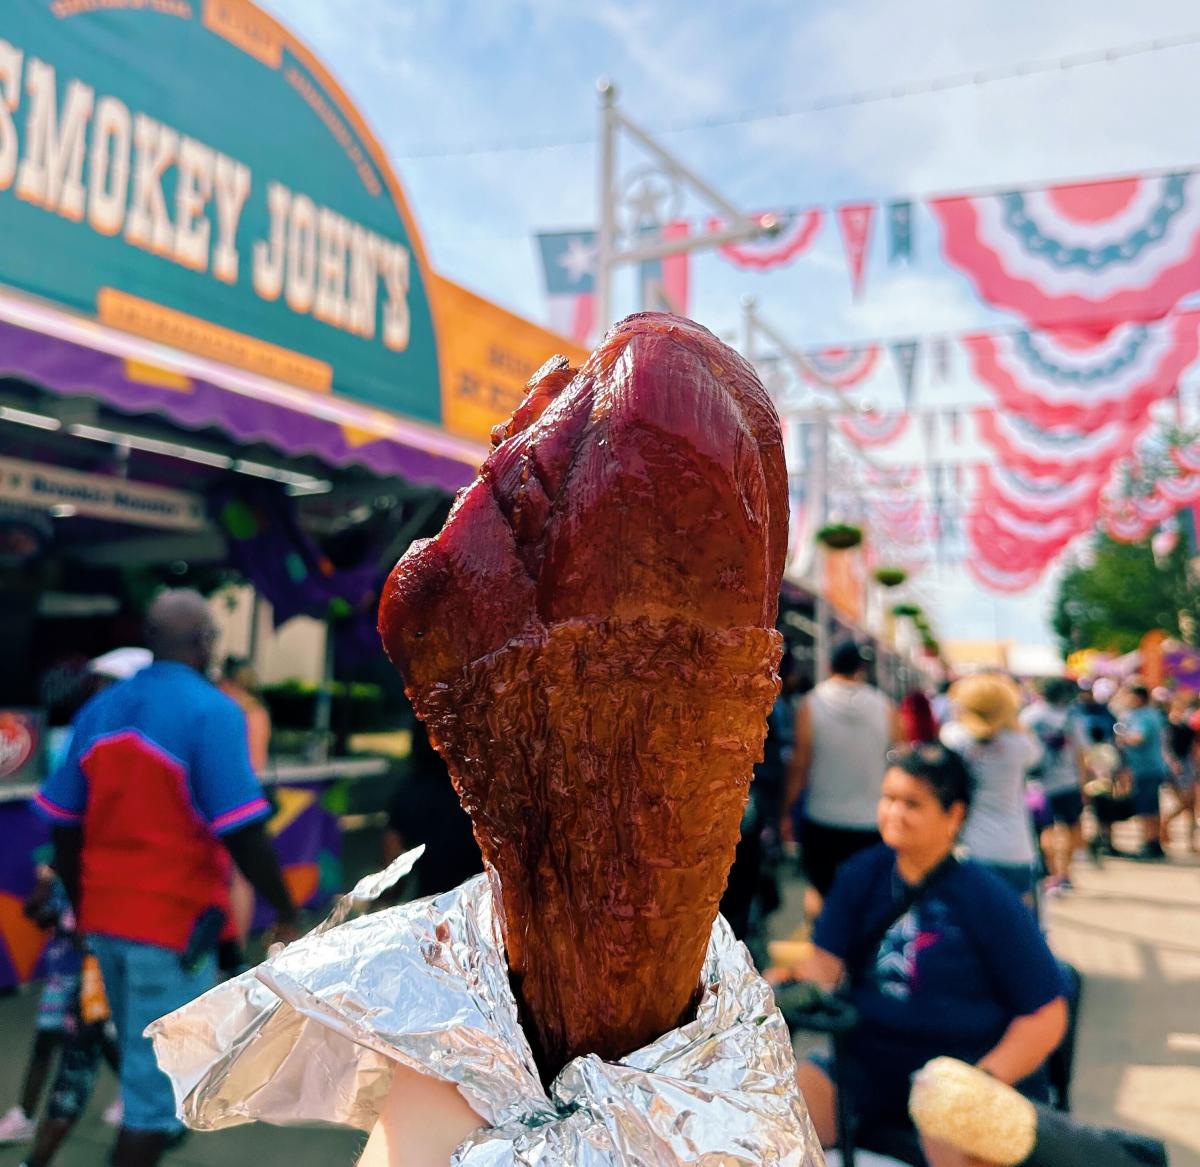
[596,79,617,340]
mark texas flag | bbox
[536,231,597,345]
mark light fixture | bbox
[0,405,62,431]
[49,504,77,518]
[231,457,329,491]
[64,422,332,493]
[68,423,233,469]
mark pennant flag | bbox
[932,336,953,383]
[837,409,910,447]
[888,200,914,263]
[930,173,1200,332]
[837,202,875,297]
[962,311,1200,430]
[799,345,881,391]
[711,209,823,271]
[536,230,597,344]
[639,220,690,316]
[892,340,920,408]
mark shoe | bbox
[0,1106,35,1144]
[102,1098,123,1127]
[1137,842,1166,861]
[1044,875,1074,898]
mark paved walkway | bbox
[0,845,1196,1166]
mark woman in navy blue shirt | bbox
[787,744,1067,1167]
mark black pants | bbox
[800,819,881,896]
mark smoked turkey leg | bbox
[379,313,788,1078]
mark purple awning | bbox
[0,291,485,494]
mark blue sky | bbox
[261,0,1200,649]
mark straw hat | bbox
[949,674,1021,740]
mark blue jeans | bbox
[88,934,215,1132]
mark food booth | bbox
[0,0,584,988]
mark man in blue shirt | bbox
[36,590,297,1167]
[1116,685,1171,860]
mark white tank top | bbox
[804,679,892,829]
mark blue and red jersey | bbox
[36,661,271,952]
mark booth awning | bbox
[0,290,487,494]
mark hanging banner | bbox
[638,221,690,316]
[974,408,1144,478]
[837,202,875,297]
[837,409,910,447]
[966,514,1068,575]
[963,312,1200,430]
[930,173,1200,331]
[887,200,914,264]
[1175,441,1200,474]
[982,496,1101,553]
[799,345,880,391]
[966,554,1049,594]
[712,209,822,271]
[891,339,920,408]
[536,230,597,344]
[977,464,1106,523]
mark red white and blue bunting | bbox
[963,312,1200,429]
[973,408,1143,478]
[975,465,1105,523]
[837,409,910,447]
[966,555,1050,594]
[799,345,881,391]
[711,209,823,271]
[930,173,1200,331]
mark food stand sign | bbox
[0,0,441,423]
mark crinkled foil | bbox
[150,853,822,1166]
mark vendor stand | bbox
[0,1,584,989]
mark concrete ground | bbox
[0,828,1196,1166]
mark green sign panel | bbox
[0,0,441,422]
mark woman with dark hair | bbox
[781,744,1067,1166]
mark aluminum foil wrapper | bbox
[150,853,822,1166]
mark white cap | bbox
[88,647,152,680]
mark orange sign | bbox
[823,547,866,626]
[431,276,588,445]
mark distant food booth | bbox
[0,0,584,988]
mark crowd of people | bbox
[757,641,1191,1165]
[736,644,1197,942]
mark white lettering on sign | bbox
[212,154,250,284]
[0,41,22,190]
[0,38,416,356]
[253,180,411,348]
[0,456,206,531]
[15,57,93,221]
[87,95,131,235]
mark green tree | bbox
[1051,534,1197,656]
